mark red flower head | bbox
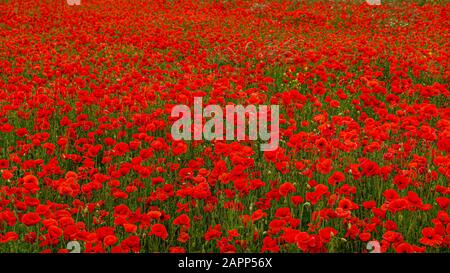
[104,235,118,247]
[21,212,41,227]
[316,158,333,174]
[149,224,168,240]
[173,214,191,229]
[169,246,186,253]
[279,182,296,197]
[262,236,279,253]
[22,175,39,193]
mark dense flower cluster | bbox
[0,0,449,253]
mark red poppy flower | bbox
[169,246,186,253]
[316,158,333,174]
[419,228,442,247]
[173,214,191,229]
[48,225,63,239]
[123,223,137,233]
[279,182,296,197]
[261,236,279,253]
[149,224,168,240]
[104,235,118,247]
[251,209,267,223]
[204,225,222,241]
[23,174,39,192]
[21,212,41,226]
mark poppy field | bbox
[0,0,449,253]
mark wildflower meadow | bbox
[0,0,449,253]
